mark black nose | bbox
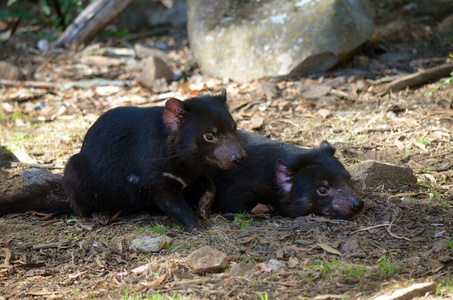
[351,197,364,212]
[232,149,246,164]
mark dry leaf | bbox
[144,273,167,288]
[133,273,168,292]
[96,256,106,269]
[1,248,11,268]
[131,263,152,274]
[318,244,341,256]
[288,257,299,268]
[251,203,270,214]
[256,262,272,273]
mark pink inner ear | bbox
[163,98,186,131]
[276,160,293,192]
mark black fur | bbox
[0,175,70,215]
[0,92,245,231]
[186,130,363,219]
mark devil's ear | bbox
[275,159,293,192]
[320,140,336,155]
[217,89,227,103]
[163,98,187,131]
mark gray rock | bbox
[188,0,374,82]
[22,169,61,186]
[186,246,228,274]
[268,259,285,272]
[341,236,365,257]
[152,78,170,93]
[129,236,172,253]
[136,56,174,91]
[0,61,23,80]
[322,76,348,88]
[256,81,279,99]
[298,84,332,100]
[347,160,417,187]
[228,263,255,275]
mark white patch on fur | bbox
[162,172,187,188]
[128,175,140,184]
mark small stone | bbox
[317,108,331,119]
[152,78,170,93]
[438,255,452,263]
[186,246,228,274]
[129,235,171,253]
[228,263,254,275]
[95,86,120,96]
[37,39,49,52]
[137,56,174,91]
[256,81,279,99]
[250,116,264,129]
[298,84,332,100]
[268,259,285,272]
[341,236,362,256]
[347,160,417,187]
[92,242,102,248]
[238,231,248,238]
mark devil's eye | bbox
[203,133,214,142]
[317,187,329,196]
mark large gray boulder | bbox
[188,0,374,82]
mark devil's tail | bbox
[0,174,72,216]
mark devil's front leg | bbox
[154,188,201,233]
[197,176,216,219]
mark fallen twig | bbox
[32,241,69,250]
[10,162,65,169]
[351,222,390,234]
[356,127,394,134]
[381,62,453,93]
[386,222,411,241]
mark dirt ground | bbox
[1,0,453,299]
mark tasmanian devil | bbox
[0,91,246,232]
[186,130,363,219]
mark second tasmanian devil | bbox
[0,91,245,232]
[186,130,363,219]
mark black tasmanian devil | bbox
[186,130,363,219]
[0,91,246,232]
